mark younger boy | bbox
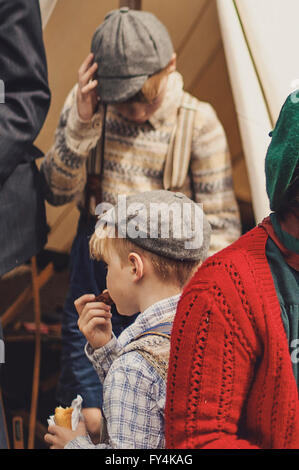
[46,190,211,448]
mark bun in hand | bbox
[54,406,73,429]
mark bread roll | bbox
[54,406,73,429]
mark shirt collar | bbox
[148,71,184,129]
[117,293,181,348]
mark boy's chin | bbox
[116,304,137,317]
[131,117,148,124]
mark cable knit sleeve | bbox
[40,84,103,206]
[190,102,241,255]
[165,257,261,449]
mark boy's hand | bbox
[77,53,99,121]
[75,294,112,349]
[44,421,86,449]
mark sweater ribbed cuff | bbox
[65,97,102,154]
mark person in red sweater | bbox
[165,91,299,449]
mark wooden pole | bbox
[1,262,54,329]
[27,256,42,449]
[0,389,10,449]
[119,0,142,10]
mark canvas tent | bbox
[217,0,299,222]
[37,0,299,252]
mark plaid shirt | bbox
[65,294,180,449]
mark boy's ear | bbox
[166,53,177,75]
[128,252,144,281]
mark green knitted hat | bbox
[265,91,299,211]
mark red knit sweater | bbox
[165,226,299,449]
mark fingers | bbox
[79,316,111,339]
[79,52,95,76]
[78,307,112,332]
[81,61,98,80]
[79,307,112,325]
[74,294,95,316]
[75,294,111,316]
[75,296,112,348]
[77,297,111,327]
[44,433,54,445]
[45,425,74,449]
[44,429,58,448]
[82,302,111,313]
[78,54,98,92]
[44,433,52,444]
[81,79,98,96]
[47,425,57,434]
[80,63,98,88]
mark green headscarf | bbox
[265,90,299,211]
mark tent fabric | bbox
[39,0,57,29]
[235,0,299,123]
[217,0,299,222]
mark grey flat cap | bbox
[95,190,211,262]
[91,8,174,103]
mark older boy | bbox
[45,190,211,448]
[41,8,240,432]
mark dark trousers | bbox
[56,214,138,408]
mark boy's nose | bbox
[130,109,147,122]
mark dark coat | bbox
[0,0,51,277]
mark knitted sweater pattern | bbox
[40,72,240,255]
[121,313,175,381]
[165,226,299,449]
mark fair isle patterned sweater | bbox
[41,72,241,254]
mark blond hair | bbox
[89,228,200,289]
[126,66,170,104]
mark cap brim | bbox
[97,75,148,103]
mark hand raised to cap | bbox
[77,53,99,122]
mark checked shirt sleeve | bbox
[66,352,165,449]
[85,334,121,383]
